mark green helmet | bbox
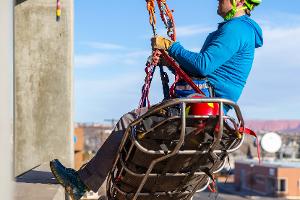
[244,0,261,10]
[248,0,262,5]
[224,0,262,20]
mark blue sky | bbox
[74,0,300,123]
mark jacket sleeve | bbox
[168,23,243,76]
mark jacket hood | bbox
[241,15,263,48]
[220,15,263,48]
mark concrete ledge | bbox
[15,163,66,200]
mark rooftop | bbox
[236,159,300,168]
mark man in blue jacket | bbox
[152,0,263,110]
[50,0,263,199]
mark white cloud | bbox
[176,25,213,37]
[255,26,300,67]
[75,70,172,122]
[123,51,150,65]
[74,50,150,68]
[75,72,144,121]
[264,26,300,40]
[75,53,113,67]
[156,25,213,37]
[81,42,125,50]
[76,73,142,95]
[239,23,300,119]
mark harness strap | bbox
[160,50,206,96]
[175,79,212,98]
[159,66,170,100]
[175,83,210,91]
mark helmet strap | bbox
[224,0,248,20]
[244,0,255,10]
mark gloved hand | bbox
[151,36,173,51]
[148,50,171,67]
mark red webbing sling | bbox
[240,127,261,163]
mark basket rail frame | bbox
[107,98,244,200]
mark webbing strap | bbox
[239,127,261,164]
[160,50,206,96]
[159,66,170,100]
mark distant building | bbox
[75,123,113,153]
[74,127,85,170]
[74,123,113,199]
[235,160,300,199]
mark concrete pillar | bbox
[0,1,14,199]
[14,0,74,176]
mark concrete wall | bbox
[0,1,14,199]
[14,0,74,176]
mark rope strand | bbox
[140,0,205,108]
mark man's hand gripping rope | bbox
[140,0,205,108]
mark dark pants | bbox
[77,108,147,192]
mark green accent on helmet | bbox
[249,0,262,4]
[245,0,261,10]
[224,0,261,20]
[244,1,254,10]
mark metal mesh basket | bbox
[107,98,245,200]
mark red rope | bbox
[141,0,205,108]
[208,181,217,193]
[157,0,176,41]
[239,127,261,164]
[139,63,155,108]
[160,50,206,96]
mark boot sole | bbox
[50,161,77,200]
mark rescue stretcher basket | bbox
[106,98,245,200]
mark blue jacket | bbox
[168,15,263,104]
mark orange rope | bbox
[146,0,176,40]
[147,0,156,28]
[140,0,181,107]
